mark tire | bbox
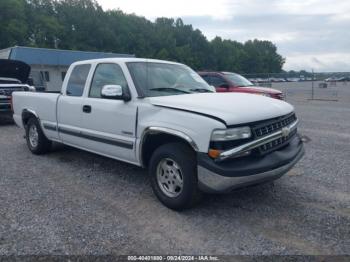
[149,142,202,210]
[25,117,52,154]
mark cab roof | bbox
[72,57,183,66]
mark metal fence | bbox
[241,72,350,102]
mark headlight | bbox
[211,126,251,141]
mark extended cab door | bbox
[80,63,137,163]
[57,64,92,146]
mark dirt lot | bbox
[0,86,349,256]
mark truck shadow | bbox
[0,118,15,126]
[50,143,276,208]
[44,144,346,254]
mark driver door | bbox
[80,63,137,163]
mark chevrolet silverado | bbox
[12,58,304,210]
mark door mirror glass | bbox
[101,85,123,98]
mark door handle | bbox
[82,105,92,113]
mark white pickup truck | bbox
[13,58,304,210]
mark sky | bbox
[97,0,350,72]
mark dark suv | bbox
[0,59,34,118]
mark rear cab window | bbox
[66,64,91,96]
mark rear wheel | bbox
[25,118,52,154]
[149,142,202,210]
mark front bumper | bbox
[197,135,304,193]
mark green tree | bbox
[0,0,28,48]
[0,0,285,73]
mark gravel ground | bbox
[0,89,349,256]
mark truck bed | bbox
[12,92,60,129]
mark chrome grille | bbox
[254,113,297,138]
[260,128,297,153]
[0,97,11,111]
[253,113,297,154]
[0,87,25,96]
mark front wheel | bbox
[149,142,202,210]
[25,118,52,154]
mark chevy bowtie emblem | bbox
[281,127,291,138]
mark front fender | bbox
[136,104,226,164]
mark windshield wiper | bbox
[149,87,191,94]
[190,88,213,93]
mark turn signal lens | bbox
[208,149,221,159]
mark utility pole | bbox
[311,69,314,100]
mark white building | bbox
[0,46,134,91]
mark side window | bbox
[45,71,50,82]
[40,71,50,82]
[89,63,128,98]
[210,76,228,87]
[66,64,91,97]
[201,75,211,84]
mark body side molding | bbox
[57,126,134,149]
[43,123,58,131]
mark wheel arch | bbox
[139,127,199,168]
[22,109,39,127]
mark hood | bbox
[240,85,282,94]
[149,93,294,126]
[0,59,31,84]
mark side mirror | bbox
[101,85,131,101]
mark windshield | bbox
[224,73,254,87]
[127,62,213,97]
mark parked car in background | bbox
[198,71,285,100]
[325,77,337,82]
[324,77,350,82]
[0,59,35,119]
[286,78,300,82]
[334,77,350,82]
[13,58,304,210]
[269,77,286,82]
